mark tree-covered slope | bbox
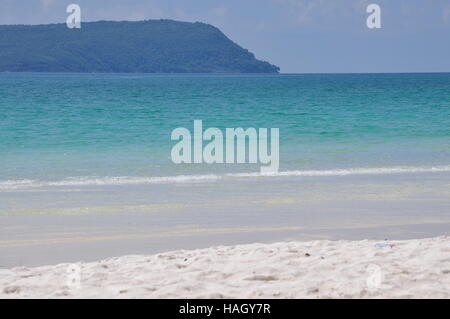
[0,20,279,73]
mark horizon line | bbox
[1,71,450,75]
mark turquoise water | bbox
[0,72,449,188]
[1,73,450,267]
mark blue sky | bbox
[1,0,449,73]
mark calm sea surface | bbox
[1,72,450,266]
[0,73,449,188]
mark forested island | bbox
[0,20,279,73]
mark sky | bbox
[1,0,449,73]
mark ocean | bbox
[0,72,449,188]
[1,72,450,266]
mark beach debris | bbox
[245,275,278,281]
[374,243,396,248]
[3,286,21,294]
[307,287,319,294]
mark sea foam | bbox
[0,165,449,191]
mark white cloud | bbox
[209,6,228,19]
[272,0,367,27]
[41,0,57,11]
[444,6,450,25]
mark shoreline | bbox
[2,172,449,268]
[1,236,449,298]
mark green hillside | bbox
[0,20,279,73]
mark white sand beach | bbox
[1,236,449,299]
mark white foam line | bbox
[227,165,450,178]
[0,165,449,190]
[0,175,220,190]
